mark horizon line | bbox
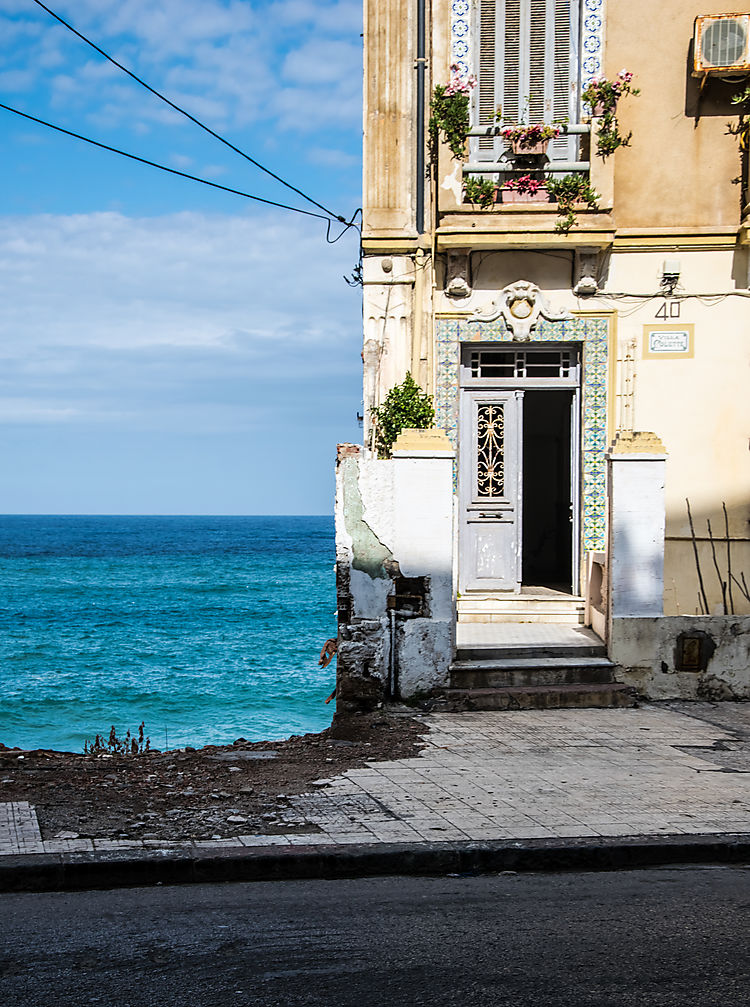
[0,513,333,518]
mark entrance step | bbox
[457,591,585,624]
[456,622,602,660]
[443,682,635,711]
[451,656,616,689]
[445,622,635,711]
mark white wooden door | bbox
[459,389,524,592]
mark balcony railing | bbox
[463,124,591,178]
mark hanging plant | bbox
[371,373,435,459]
[582,70,640,158]
[546,174,600,234]
[463,175,497,208]
[429,64,476,160]
[728,84,750,149]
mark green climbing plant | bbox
[581,70,640,158]
[371,373,435,459]
[728,84,750,150]
[429,64,476,160]
[546,174,601,234]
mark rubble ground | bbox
[0,711,426,842]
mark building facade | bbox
[335,1,750,711]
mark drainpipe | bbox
[388,606,397,699]
[415,0,426,234]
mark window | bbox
[473,0,581,162]
[469,347,578,380]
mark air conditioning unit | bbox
[693,13,750,75]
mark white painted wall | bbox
[336,445,456,700]
[392,449,455,694]
[608,451,667,618]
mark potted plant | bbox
[371,373,435,459]
[545,174,600,234]
[463,175,498,209]
[501,123,561,155]
[581,70,640,158]
[500,174,550,204]
[429,64,477,160]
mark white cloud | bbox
[4,1,362,135]
[0,210,361,436]
[0,210,359,352]
[306,146,360,169]
[270,0,361,34]
[281,38,360,86]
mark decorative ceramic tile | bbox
[582,0,606,87]
[435,315,610,552]
[450,0,471,78]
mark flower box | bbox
[509,138,550,156]
[500,186,550,204]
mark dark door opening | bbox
[522,390,573,589]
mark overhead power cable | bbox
[0,101,360,239]
[30,0,349,225]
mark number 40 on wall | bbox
[655,300,681,319]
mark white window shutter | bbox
[477,0,501,157]
[473,0,580,165]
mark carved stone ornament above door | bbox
[470,281,571,341]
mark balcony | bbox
[436,122,615,252]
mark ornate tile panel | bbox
[582,0,606,87]
[450,0,471,78]
[434,315,610,552]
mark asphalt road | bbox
[2,866,749,1006]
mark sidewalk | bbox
[2,703,750,890]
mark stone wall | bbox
[611,615,750,700]
[334,434,455,712]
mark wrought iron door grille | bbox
[476,403,505,497]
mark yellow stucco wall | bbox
[607,3,744,229]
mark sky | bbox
[0,0,363,514]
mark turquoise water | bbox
[0,516,337,752]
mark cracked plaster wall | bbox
[335,447,454,710]
[611,615,750,700]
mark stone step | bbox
[455,642,606,662]
[450,657,616,689]
[458,610,586,624]
[457,594,585,616]
[443,682,636,711]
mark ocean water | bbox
[0,516,337,752]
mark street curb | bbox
[1,833,749,893]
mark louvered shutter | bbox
[473,0,579,164]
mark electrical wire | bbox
[30,0,350,225]
[0,100,343,226]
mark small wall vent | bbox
[693,13,750,75]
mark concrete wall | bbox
[334,440,455,711]
[611,615,750,699]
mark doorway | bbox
[522,390,572,589]
[458,344,581,596]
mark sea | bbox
[0,515,337,753]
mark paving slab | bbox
[2,704,750,890]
